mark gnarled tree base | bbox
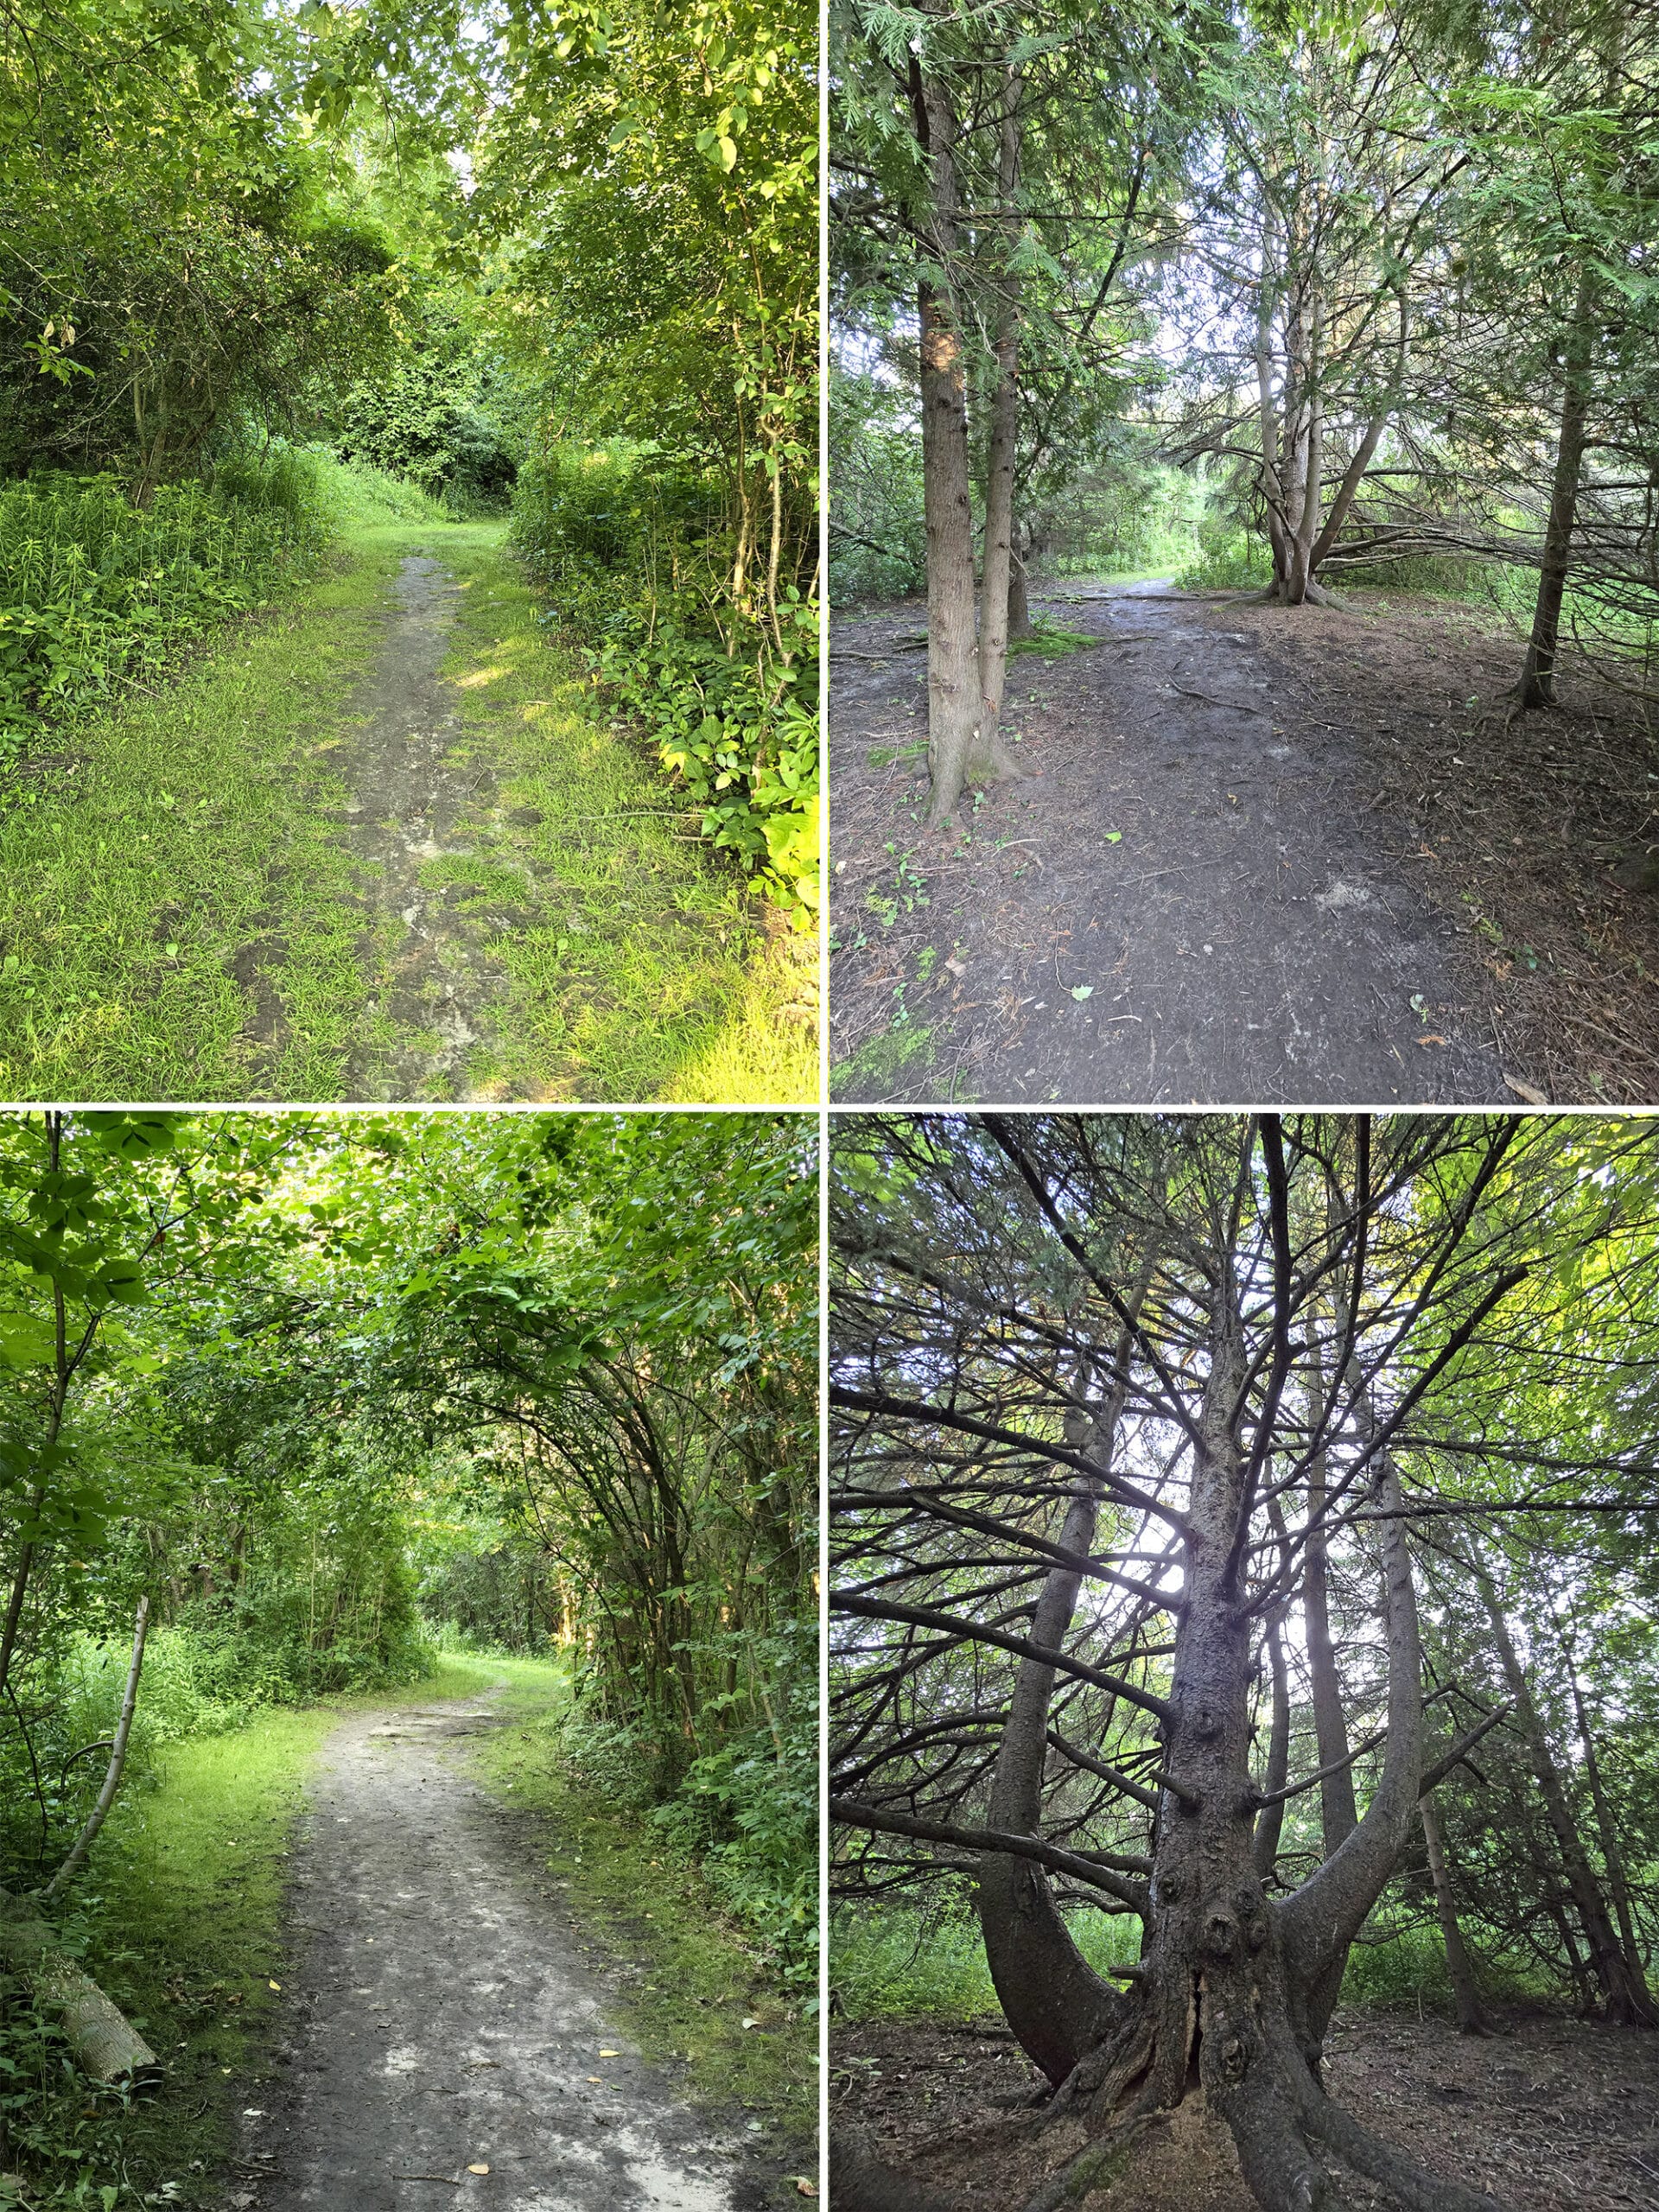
[1008,1990,1505,2212]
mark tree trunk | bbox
[1008,524,1033,642]
[912,60,1020,828]
[1519,269,1596,709]
[1469,1550,1656,2026]
[978,1286,1150,2084]
[1420,1794,1492,2035]
[976,63,1024,750]
[0,1890,162,2089]
[43,1595,149,1903]
[1007,1323,1500,2212]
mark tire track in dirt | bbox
[830,582,1522,1104]
[235,1691,737,2212]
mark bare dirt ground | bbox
[228,1689,762,2212]
[829,581,1659,1105]
[832,2010,1659,2211]
[335,556,513,1102]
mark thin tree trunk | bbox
[1007,531,1033,642]
[977,61,1024,748]
[1420,1793,1492,2034]
[1560,1624,1649,1996]
[1520,267,1597,709]
[1470,1549,1656,2026]
[42,1594,149,1903]
[1252,1616,1291,1878]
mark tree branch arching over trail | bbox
[830,1112,1659,2212]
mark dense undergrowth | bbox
[830,1896,1570,2030]
[0,453,327,759]
[468,1656,817,2152]
[512,446,819,920]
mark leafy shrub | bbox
[0,449,327,760]
[511,445,819,918]
[832,1895,1142,2022]
[332,309,519,514]
[1176,509,1275,591]
[651,1694,818,1987]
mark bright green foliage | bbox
[0,1,398,491]
[333,304,520,511]
[0,1108,816,2201]
[0,456,327,753]
[471,0,822,918]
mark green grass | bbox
[832,1900,1560,2032]
[428,534,817,1103]
[1007,620,1101,658]
[0,1662,488,2209]
[832,1900,1141,2024]
[0,479,817,1103]
[0,512,446,1098]
[454,1654,817,2157]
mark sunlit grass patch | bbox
[434,534,817,1103]
[0,523,426,1100]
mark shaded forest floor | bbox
[832,2009,1659,2211]
[0,520,813,1104]
[829,579,1659,1105]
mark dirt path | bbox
[234,1689,739,2211]
[830,581,1656,1104]
[336,556,513,1100]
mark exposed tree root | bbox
[1017,2110,1167,2212]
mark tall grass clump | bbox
[0,447,328,760]
[510,443,819,921]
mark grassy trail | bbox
[0,513,815,1103]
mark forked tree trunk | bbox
[980,1306,1502,2212]
[912,56,1022,828]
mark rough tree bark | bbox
[978,1280,1150,2084]
[1519,268,1596,710]
[1420,1793,1493,2036]
[976,61,1024,752]
[910,42,1022,828]
[976,1323,1502,2211]
[0,1890,162,2088]
[1007,534,1033,642]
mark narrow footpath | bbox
[237,1692,736,2212]
[0,521,810,1104]
[829,579,1625,1104]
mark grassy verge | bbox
[0,511,456,1100]
[451,1655,817,2183]
[0,1662,480,2208]
[429,535,817,1103]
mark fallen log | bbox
[0,1890,162,2091]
